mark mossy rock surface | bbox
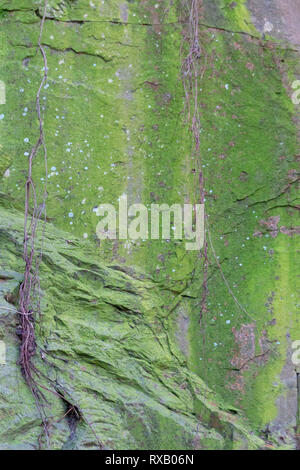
[0,0,299,449]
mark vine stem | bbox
[18,0,49,445]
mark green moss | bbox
[0,205,267,449]
[184,26,299,444]
[0,0,299,449]
[219,0,258,35]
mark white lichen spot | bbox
[263,21,273,33]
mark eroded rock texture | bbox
[0,0,299,449]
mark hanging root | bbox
[180,1,256,326]
[180,0,209,319]
[56,391,82,436]
[38,383,104,449]
[16,2,104,447]
[18,0,49,435]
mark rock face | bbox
[0,0,299,450]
